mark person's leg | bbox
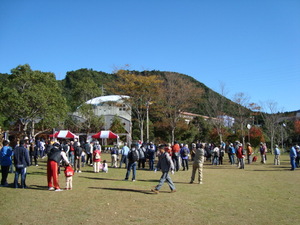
[51,161,59,189]
[166,173,176,191]
[155,172,167,190]
[14,168,20,188]
[198,163,203,183]
[132,162,137,180]
[1,166,9,185]
[190,163,197,183]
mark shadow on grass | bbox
[90,187,168,194]
[28,184,49,191]
[81,176,120,181]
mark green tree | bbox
[77,103,105,135]
[0,64,68,138]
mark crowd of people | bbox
[1,138,300,192]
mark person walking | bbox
[0,140,13,187]
[13,139,30,188]
[190,143,205,184]
[151,145,176,194]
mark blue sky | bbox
[1,0,299,112]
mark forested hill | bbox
[58,68,238,116]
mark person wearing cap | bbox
[0,140,13,187]
[273,145,281,165]
[289,145,298,171]
[228,143,236,165]
[246,143,253,164]
[236,143,245,169]
[259,142,267,164]
[151,145,176,194]
[190,143,205,184]
[47,142,70,191]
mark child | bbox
[93,149,101,173]
[102,160,108,173]
[64,164,74,190]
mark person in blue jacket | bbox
[0,140,14,187]
[290,145,299,171]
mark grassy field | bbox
[0,153,299,225]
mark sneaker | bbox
[132,180,136,182]
[48,187,55,191]
[35,164,38,166]
[123,179,128,181]
[170,189,177,193]
[199,182,203,184]
[189,181,193,184]
[55,189,63,192]
[151,189,159,194]
[78,171,82,173]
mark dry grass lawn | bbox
[0,153,299,225]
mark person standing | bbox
[151,145,176,194]
[274,145,281,165]
[190,143,205,184]
[137,144,146,169]
[84,141,93,166]
[47,142,70,191]
[171,141,181,171]
[13,139,30,188]
[236,143,245,169]
[93,148,101,173]
[259,142,266,164]
[0,140,13,187]
[124,144,139,181]
[74,142,83,173]
[290,145,298,171]
[110,145,119,168]
[147,142,156,171]
[180,144,190,171]
[246,143,253,164]
[119,143,130,169]
[228,143,236,165]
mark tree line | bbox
[0,64,299,149]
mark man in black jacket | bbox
[14,139,30,188]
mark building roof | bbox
[85,95,130,105]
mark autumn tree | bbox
[157,72,203,144]
[108,70,163,142]
[0,64,68,138]
[260,101,284,152]
[232,92,252,146]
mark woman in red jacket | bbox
[236,143,245,169]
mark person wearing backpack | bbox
[0,140,13,187]
[124,144,139,181]
[180,144,190,171]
